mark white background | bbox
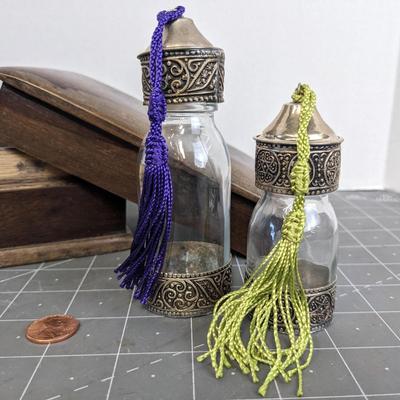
[2,0,400,191]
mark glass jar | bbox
[139,103,231,316]
[247,192,338,293]
[247,101,343,331]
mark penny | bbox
[26,315,80,344]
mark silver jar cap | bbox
[138,17,224,105]
[255,102,343,195]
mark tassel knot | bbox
[148,89,167,123]
[115,6,185,304]
[290,159,309,196]
[157,6,185,24]
[281,209,306,244]
[145,133,169,165]
[198,84,316,398]
[291,83,314,105]
[291,84,306,103]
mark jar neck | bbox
[164,103,219,134]
[262,191,331,204]
[166,102,217,116]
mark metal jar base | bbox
[303,280,336,333]
[145,261,232,318]
[245,270,336,333]
[273,280,336,334]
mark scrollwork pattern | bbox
[325,150,341,186]
[138,48,224,104]
[244,271,336,332]
[255,149,280,185]
[145,262,232,317]
[255,142,341,195]
[275,281,336,333]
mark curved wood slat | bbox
[0,67,260,254]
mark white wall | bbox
[385,47,400,192]
[2,0,400,190]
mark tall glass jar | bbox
[139,103,231,274]
[246,102,343,331]
[160,104,230,273]
[137,16,231,317]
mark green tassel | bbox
[197,84,316,397]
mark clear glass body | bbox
[140,103,231,275]
[246,192,338,289]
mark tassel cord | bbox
[114,6,185,303]
[198,84,317,398]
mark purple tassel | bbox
[115,6,185,304]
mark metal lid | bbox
[255,102,343,195]
[256,102,343,145]
[138,17,224,105]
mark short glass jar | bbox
[247,193,338,330]
[246,102,343,331]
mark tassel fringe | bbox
[114,6,185,304]
[198,84,316,397]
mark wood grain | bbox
[0,146,131,266]
[0,67,147,147]
[0,178,127,248]
[0,147,67,184]
[0,233,131,267]
[0,67,260,255]
[0,85,139,202]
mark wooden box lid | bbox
[0,67,260,254]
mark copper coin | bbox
[26,315,80,344]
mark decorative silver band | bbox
[272,280,336,334]
[305,280,336,332]
[255,141,341,195]
[145,261,232,318]
[138,48,225,105]
[245,272,336,333]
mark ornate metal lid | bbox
[257,103,342,145]
[255,102,343,195]
[138,17,224,105]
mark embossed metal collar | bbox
[145,260,232,318]
[254,102,343,195]
[138,47,225,105]
[255,141,342,195]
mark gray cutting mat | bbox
[1,190,400,400]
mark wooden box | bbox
[0,147,131,267]
[0,67,261,256]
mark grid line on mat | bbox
[338,267,400,342]
[324,329,367,399]
[339,195,400,243]
[105,287,133,400]
[1,191,400,400]
[18,256,96,400]
[338,220,400,282]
